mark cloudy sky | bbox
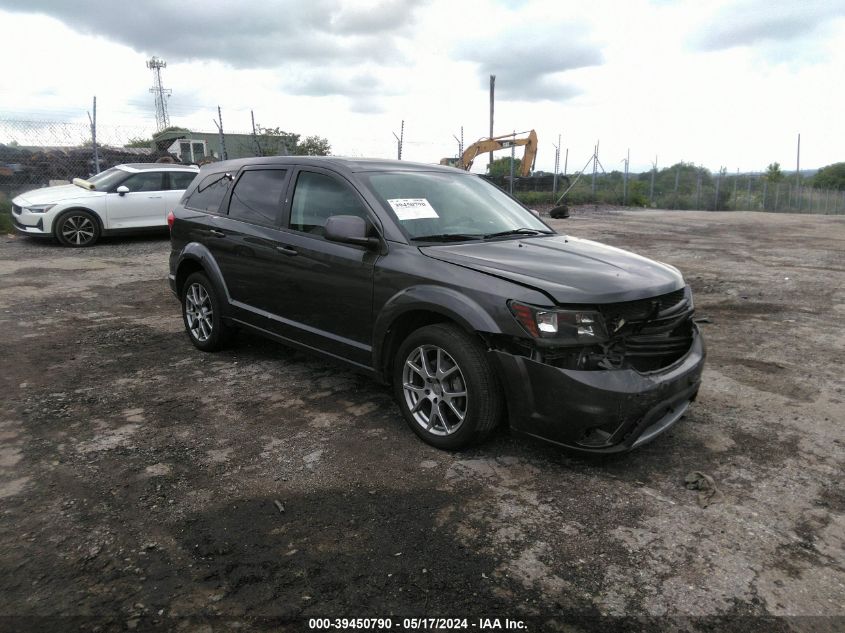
[1,0,844,173]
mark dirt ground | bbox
[0,209,843,632]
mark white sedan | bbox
[10,163,199,246]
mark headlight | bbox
[509,300,608,343]
[26,204,56,213]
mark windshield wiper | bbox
[482,228,554,239]
[410,233,483,242]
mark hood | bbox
[14,184,103,205]
[420,235,684,304]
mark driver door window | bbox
[289,171,368,235]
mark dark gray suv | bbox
[168,157,704,453]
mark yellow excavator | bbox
[440,129,538,176]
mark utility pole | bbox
[509,130,515,195]
[452,126,464,159]
[674,167,680,209]
[733,168,739,209]
[746,177,752,210]
[695,171,702,209]
[250,110,262,156]
[649,156,657,205]
[213,106,228,161]
[552,134,561,194]
[146,56,171,132]
[489,75,495,169]
[393,120,404,160]
[622,148,629,206]
[715,167,723,210]
[563,147,568,176]
[591,141,598,196]
[87,96,100,174]
[795,133,801,211]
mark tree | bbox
[487,156,522,177]
[255,125,299,156]
[811,162,845,190]
[765,162,784,183]
[295,135,331,156]
[125,136,153,149]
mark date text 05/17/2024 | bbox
[307,617,527,630]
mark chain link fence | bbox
[0,119,172,199]
[2,117,843,215]
[555,168,845,214]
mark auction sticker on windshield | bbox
[388,198,439,220]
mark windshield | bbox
[361,171,552,240]
[80,167,129,191]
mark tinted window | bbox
[121,171,164,192]
[227,169,287,226]
[167,171,196,191]
[186,172,232,213]
[290,171,368,235]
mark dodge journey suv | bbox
[168,157,704,452]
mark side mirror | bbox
[324,215,379,248]
[116,185,129,196]
[529,208,540,218]
[549,204,570,219]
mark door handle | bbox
[208,229,225,238]
[275,245,298,256]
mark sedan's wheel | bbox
[55,210,100,247]
[394,323,503,450]
[181,271,232,352]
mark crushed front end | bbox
[491,286,705,453]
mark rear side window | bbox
[167,171,196,191]
[186,172,232,213]
[227,169,288,226]
[121,171,164,192]
[289,171,369,235]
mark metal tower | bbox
[146,56,171,131]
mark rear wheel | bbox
[393,323,503,450]
[55,210,100,247]
[181,272,232,352]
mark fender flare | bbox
[372,285,504,379]
[174,242,231,307]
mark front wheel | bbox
[181,272,233,352]
[393,323,503,450]
[55,210,100,247]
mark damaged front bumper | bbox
[491,324,705,453]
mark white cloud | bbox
[1,0,844,173]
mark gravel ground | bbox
[0,210,843,632]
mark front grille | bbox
[604,287,694,371]
[601,288,687,323]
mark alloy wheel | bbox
[402,344,468,436]
[61,215,96,246]
[185,282,213,342]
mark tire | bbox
[181,271,232,352]
[550,204,570,219]
[55,209,101,247]
[393,323,503,450]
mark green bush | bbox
[515,191,558,206]
[0,197,12,235]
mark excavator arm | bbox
[451,129,538,177]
